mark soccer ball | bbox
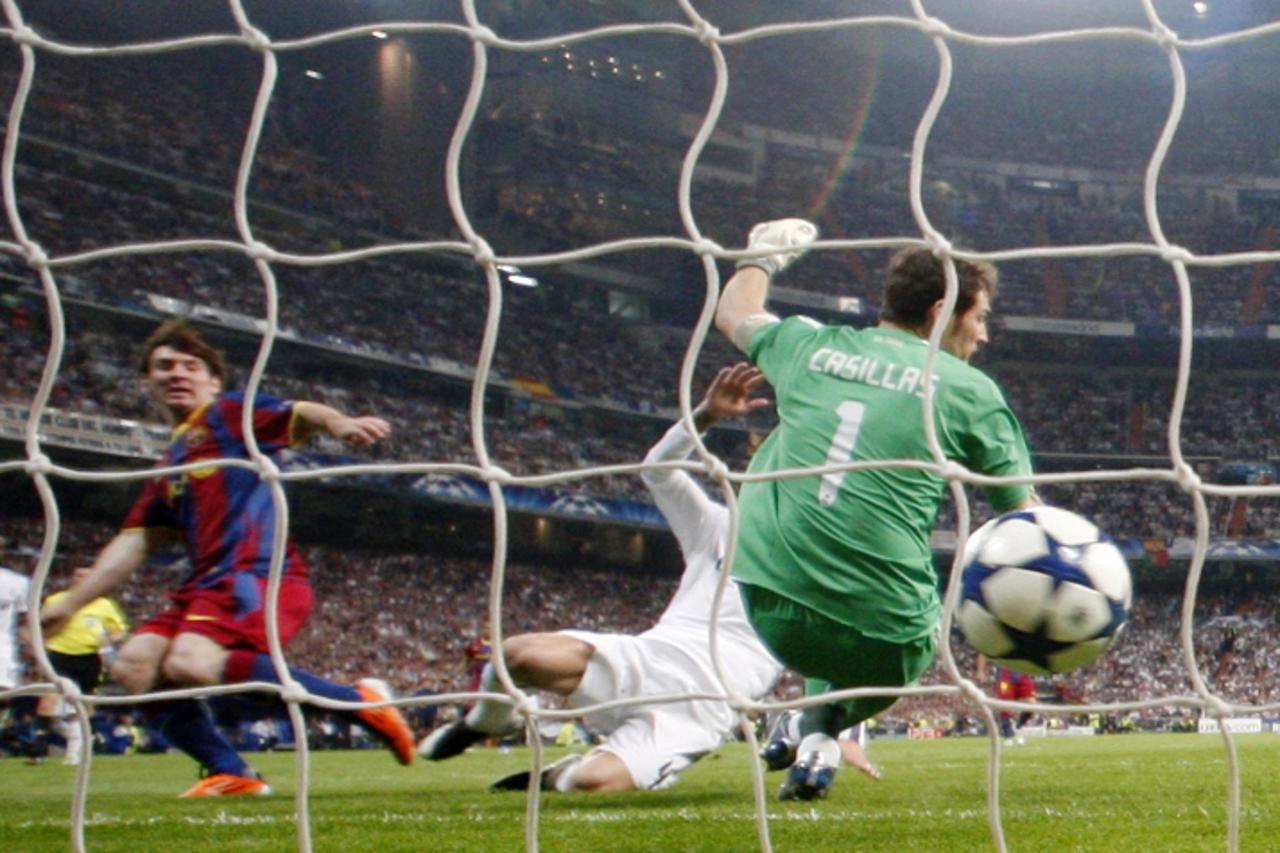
[957,506,1132,676]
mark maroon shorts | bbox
[136,573,313,652]
[997,673,1037,701]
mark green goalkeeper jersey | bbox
[737,317,1033,643]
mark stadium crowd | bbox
[8,12,1280,757]
[4,516,1277,742]
[6,42,1280,333]
[6,307,1280,541]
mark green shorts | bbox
[741,583,936,728]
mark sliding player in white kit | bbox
[0,540,31,699]
[421,364,784,792]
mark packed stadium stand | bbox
[6,0,1280,745]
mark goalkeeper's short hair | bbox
[879,247,998,329]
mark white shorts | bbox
[0,658,20,691]
[559,630,740,791]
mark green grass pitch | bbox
[5,734,1280,851]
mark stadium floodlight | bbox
[506,274,539,287]
[1192,1,1208,15]
[304,69,325,80]
[371,29,389,39]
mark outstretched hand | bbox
[331,415,392,447]
[700,363,771,426]
[737,218,818,277]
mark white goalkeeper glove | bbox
[736,218,818,277]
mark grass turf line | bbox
[4,734,1280,851]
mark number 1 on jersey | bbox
[819,400,866,506]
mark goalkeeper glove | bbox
[736,218,818,277]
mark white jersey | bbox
[0,566,30,689]
[637,420,781,700]
[555,421,782,788]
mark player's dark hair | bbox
[879,247,998,329]
[139,320,227,381]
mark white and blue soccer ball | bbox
[957,506,1132,676]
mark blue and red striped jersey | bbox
[122,392,310,588]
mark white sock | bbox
[464,663,520,734]
[551,754,584,793]
[837,722,867,748]
[565,656,615,709]
[797,733,842,768]
[59,717,83,761]
[783,712,803,743]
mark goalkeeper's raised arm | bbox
[715,218,818,353]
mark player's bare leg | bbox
[110,632,171,693]
[503,633,595,694]
[560,750,634,792]
[160,632,230,687]
[839,738,882,781]
[422,633,595,761]
[105,632,258,793]
[489,748,633,793]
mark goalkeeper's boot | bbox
[355,678,415,766]
[490,754,583,793]
[759,711,799,772]
[778,751,837,802]
[179,770,272,798]
[418,719,487,762]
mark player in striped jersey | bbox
[42,320,415,796]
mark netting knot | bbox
[705,456,731,486]
[22,240,48,268]
[10,23,44,48]
[1204,695,1232,719]
[692,237,722,259]
[918,15,954,40]
[927,235,955,258]
[1151,21,1179,51]
[486,465,513,486]
[693,19,721,46]
[937,460,968,483]
[957,677,987,706]
[53,675,82,700]
[256,456,282,482]
[470,24,500,46]
[1160,244,1194,265]
[1174,461,1201,494]
[471,237,496,267]
[240,24,273,53]
[511,693,537,719]
[279,682,309,704]
[245,240,277,262]
[24,453,53,476]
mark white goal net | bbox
[3,1,1276,851]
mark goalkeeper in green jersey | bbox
[715,220,1039,801]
